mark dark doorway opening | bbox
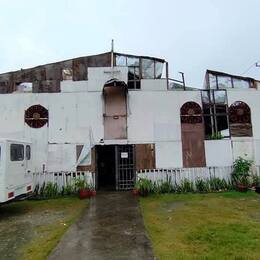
[96,145,135,191]
[96,145,116,190]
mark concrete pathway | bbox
[48,192,154,260]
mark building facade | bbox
[0,52,259,190]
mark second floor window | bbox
[201,89,230,139]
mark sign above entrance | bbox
[121,152,128,159]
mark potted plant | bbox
[232,157,253,192]
[132,181,140,195]
[75,179,91,199]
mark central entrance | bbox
[96,145,135,191]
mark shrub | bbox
[209,177,230,191]
[62,183,76,196]
[232,157,253,186]
[44,182,59,198]
[32,178,93,199]
[135,176,234,195]
[158,180,173,194]
[75,178,90,192]
[135,178,154,196]
[195,179,210,193]
[179,178,194,193]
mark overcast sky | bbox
[0,0,260,87]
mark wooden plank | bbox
[230,123,253,137]
[76,145,84,160]
[135,144,155,171]
[72,58,87,81]
[32,80,60,93]
[104,86,127,140]
[181,123,206,167]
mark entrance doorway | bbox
[96,145,135,190]
[96,145,116,190]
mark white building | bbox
[0,52,259,190]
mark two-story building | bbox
[0,51,259,190]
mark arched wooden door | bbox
[180,102,206,167]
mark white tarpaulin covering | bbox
[77,143,91,166]
[47,127,94,171]
[77,127,95,166]
[47,144,76,172]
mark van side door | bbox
[6,143,26,189]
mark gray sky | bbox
[1,0,260,87]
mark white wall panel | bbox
[205,140,233,166]
[155,141,183,168]
[232,138,254,161]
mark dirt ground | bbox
[0,198,86,260]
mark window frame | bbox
[10,143,24,162]
[26,145,31,160]
[115,54,165,90]
[201,89,230,139]
[208,72,252,90]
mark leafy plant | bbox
[44,182,59,198]
[209,177,230,191]
[208,132,223,140]
[232,157,253,186]
[135,178,154,196]
[195,179,210,193]
[75,178,89,192]
[159,180,173,194]
[179,178,194,193]
[62,183,76,195]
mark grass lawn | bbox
[140,191,260,259]
[0,197,87,260]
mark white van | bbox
[0,139,33,203]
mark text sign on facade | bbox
[121,152,128,158]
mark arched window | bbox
[229,101,252,137]
[25,105,48,128]
[180,102,202,124]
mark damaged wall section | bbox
[0,52,111,94]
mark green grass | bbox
[140,192,260,259]
[0,197,87,260]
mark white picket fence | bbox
[137,167,233,186]
[32,171,95,190]
[137,166,260,186]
